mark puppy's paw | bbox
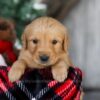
[8,68,23,82]
[52,67,68,82]
[8,61,25,82]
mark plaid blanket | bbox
[0,66,82,100]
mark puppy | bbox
[8,17,72,82]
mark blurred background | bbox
[0,0,100,99]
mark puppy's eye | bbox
[33,39,38,44]
[52,40,58,45]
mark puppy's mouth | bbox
[38,61,52,66]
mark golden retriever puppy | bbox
[8,17,72,82]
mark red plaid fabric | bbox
[0,66,82,100]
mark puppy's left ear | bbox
[63,29,69,53]
[63,30,73,66]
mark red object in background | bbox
[0,40,16,63]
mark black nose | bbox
[40,55,49,62]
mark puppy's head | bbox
[22,17,69,67]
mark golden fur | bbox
[8,17,72,82]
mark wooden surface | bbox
[64,0,100,88]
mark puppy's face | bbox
[22,17,69,67]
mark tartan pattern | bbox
[0,66,82,100]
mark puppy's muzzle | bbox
[39,55,49,62]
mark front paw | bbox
[8,61,25,82]
[8,68,23,82]
[52,67,68,82]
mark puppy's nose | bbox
[40,55,49,62]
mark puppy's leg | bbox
[8,60,26,82]
[52,61,69,82]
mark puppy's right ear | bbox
[21,24,31,50]
[21,32,27,49]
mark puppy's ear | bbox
[21,24,31,50]
[21,32,27,49]
[63,30,69,53]
[63,30,73,66]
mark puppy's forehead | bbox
[25,17,67,35]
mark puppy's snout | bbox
[40,55,49,62]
